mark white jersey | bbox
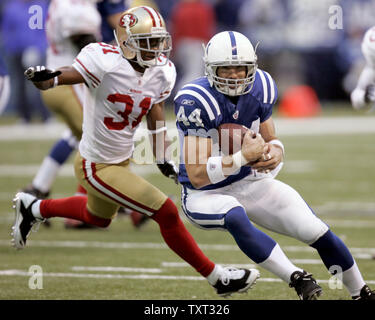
[351,26,375,110]
[362,26,375,67]
[45,0,101,70]
[72,42,176,164]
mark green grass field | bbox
[0,109,374,300]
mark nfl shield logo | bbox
[232,110,239,119]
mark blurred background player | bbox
[351,26,375,111]
[350,26,375,261]
[0,55,10,116]
[0,0,51,123]
[169,0,216,93]
[12,6,260,298]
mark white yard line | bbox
[161,262,256,268]
[0,269,374,285]
[0,269,202,281]
[71,266,163,273]
[0,239,374,255]
[1,209,375,227]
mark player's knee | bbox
[152,198,179,228]
[296,219,329,244]
[310,229,337,249]
[224,206,249,231]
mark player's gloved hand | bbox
[24,66,61,82]
[364,84,375,103]
[157,160,179,184]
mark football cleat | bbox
[213,267,260,297]
[289,271,322,300]
[20,185,51,227]
[352,285,375,300]
[11,192,44,249]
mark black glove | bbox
[157,161,179,184]
[364,84,375,103]
[24,66,61,82]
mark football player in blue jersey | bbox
[174,30,375,300]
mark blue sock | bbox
[49,137,75,165]
[224,206,276,263]
[310,230,354,272]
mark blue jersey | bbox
[174,69,278,190]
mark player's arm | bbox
[24,65,86,91]
[250,117,284,172]
[351,65,375,110]
[147,101,169,162]
[184,131,267,189]
[147,101,178,183]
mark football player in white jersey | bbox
[351,26,375,110]
[20,0,101,228]
[11,6,261,297]
[21,0,147,229]
[21,0,101,197]
[174,30,375,300]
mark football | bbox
[218,123,250,155]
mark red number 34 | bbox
[104,94,152,130]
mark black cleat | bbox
[213,267,260,297]
[352,285,375,300]
[21,185,51,227]
[289,271,322,300]
[11,192,44,249]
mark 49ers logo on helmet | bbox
[120,13,138,28]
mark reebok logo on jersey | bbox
[181,99,195,106]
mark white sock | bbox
[31,200,44,220]
[340,262,365,296]
[32,157,61,193]
[206,264,223,285]
[259,244,303,283]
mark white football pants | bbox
[181,176,329,244]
